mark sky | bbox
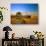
[11,4,38,12]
